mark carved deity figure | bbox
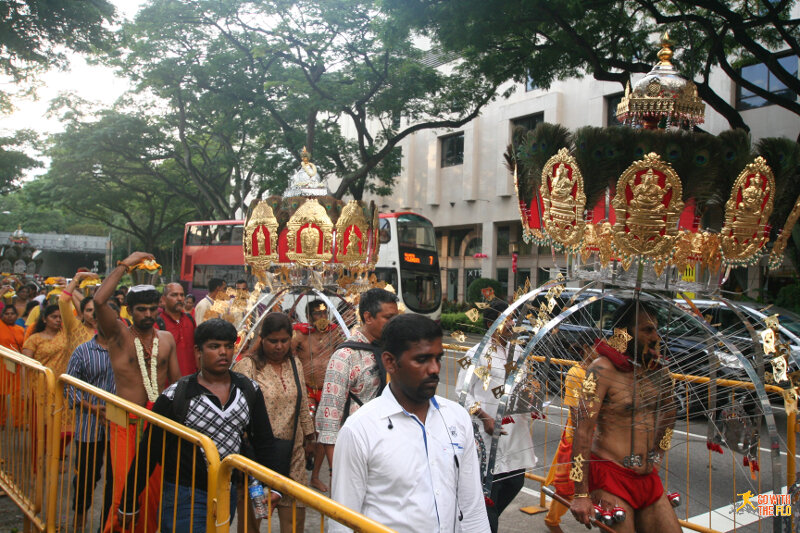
[732,180,766,237]
[300,226,321,255]
[345,231,361,256]
[550,164,577,223]
[630,170,666,213]
[256,226,268,256]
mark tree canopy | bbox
[41,105,199,251]
[0,0,115,111]
[0,130,41,194]
[386,0,800,131]
[100,0,499,208]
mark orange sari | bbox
[22,330,69,377]
[0,320,25,427]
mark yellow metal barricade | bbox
[0,345,54,532]
[47,374,222,533]
[216,453,396,533]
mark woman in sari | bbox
[22,304,67,376]
[233,312,315,533]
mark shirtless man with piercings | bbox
[292,299,344,491]
[569,300,680,532]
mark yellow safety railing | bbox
[0,345,54,533]
[48,374,222,533]
[216,454,396,533]
[2,337,793,533]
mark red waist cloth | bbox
[307,385,322,406]
[588,454,663,510]
[550,432,575,497]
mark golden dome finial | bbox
[657,31,673,65]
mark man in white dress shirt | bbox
[459,299,537,533]
[330,314,490,533]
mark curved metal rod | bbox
[455,279,564,408]
[482,293,604,492]
[650,292,784,510]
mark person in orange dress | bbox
[0,304,25,427]
[543,348,597,533]
[22,304,67,376]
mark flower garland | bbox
[134,335,159,402]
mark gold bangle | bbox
[573,493,590,499]
[468,402,481,416]
[116,261,133,273]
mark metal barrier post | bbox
[52,374,222,533]
[789,410,796,489]
[0,347,55,533]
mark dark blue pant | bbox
[160,482,237,533]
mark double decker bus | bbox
[180,212,442,319]
[374,212,442,320]
[180,220,247,298]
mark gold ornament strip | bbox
[570,453,585,482]
[769,195,800,270]
[659,428,673,451]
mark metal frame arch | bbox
[481,292,608,492]
[234,287,291,359]
[455,279,567,408]
[649,292,784,525]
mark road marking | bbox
[523,482,783,533]
[680,486,786,532]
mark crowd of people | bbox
[0,250,680,533]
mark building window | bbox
[464,236,482,256]
[496,226,510,256]
[440,132,464,167]
[526,72,537,92]
[515,268,531,291]
[511,112,544,134]
[448,229,470,257]
[606,92,624,126]
[496,268,508,296]
[447,268,459,301]
[737,54,798,110]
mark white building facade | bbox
[364,54,800,302]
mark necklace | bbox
[134,334,159,402]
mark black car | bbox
[515,289,755,416]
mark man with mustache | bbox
[292,299,344,492]
[330,314,489,533]
[157,283,197,376]
[94,251,180,532]
[569,299,680,532]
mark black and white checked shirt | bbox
[124,371,288,508]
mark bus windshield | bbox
[401,270,442,314]
[396,214,436,251]
[185,224,244,246]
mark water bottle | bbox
[248,477,269,519]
